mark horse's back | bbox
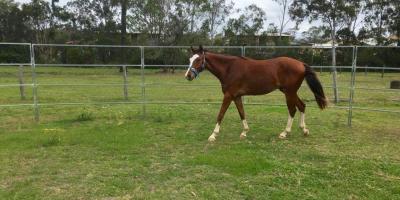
[243,56,305,78]
[270,57,305,72]
[240,56,304,72]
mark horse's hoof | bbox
[240,133,247,140]
[279,132,287,139]
[303,129,309,136]
[208,135,216,142]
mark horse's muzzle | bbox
[186,75,194,81]
[185,71,195,81]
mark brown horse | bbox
[185,46,327,142]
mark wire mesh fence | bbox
[0,43,399,125]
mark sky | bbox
[14,0,318,36]
[232,0,313,32]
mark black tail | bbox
[304,64,328,109]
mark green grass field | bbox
[0,67,399,199]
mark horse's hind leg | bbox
[295,96,309,136]
[279,92,297,139]
[234,96,249,139]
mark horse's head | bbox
[185,45,207,81]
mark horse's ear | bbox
[199,45,204,52]
[190,46,195,53]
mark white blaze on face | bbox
[185,54,199,77]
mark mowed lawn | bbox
[0,67,400,199]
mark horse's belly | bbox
[244,80,277,95]
[246,87,276,95]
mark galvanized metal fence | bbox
[0,43,399,125]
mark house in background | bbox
[225,32,294,46]
[311,40,340,48]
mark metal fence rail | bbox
[0,43,399,125]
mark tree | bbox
[0,0,29,42]
[290,0,358,103]
[224,4,266,45]
[108,0,129,46]
[266,23,278,33]
[363,0,391,45]
[66,0,119,44]
[337,0,364,45]
[387,1,400,46]
[364,0,400,46]
[300,26,330,44]
[120,0,128,69]
[176,0,212,43]
[128,0,173,44]
[21,0,52,44]
[273,0,292,43]
[127,0,212,46]
[110,0,130,70]
[93,0,119,34]
[120,0,128,46]
[66,0,97,32]
[182,0,207,33]
[202,0,233,44]
[336,27,357,45]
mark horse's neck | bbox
[205,53,234,83]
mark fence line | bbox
[348,46,357,126]
[30,43,39,122]
[0,63,31,66]
[35,64,142,67]
[0,43,399,125]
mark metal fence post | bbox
[30,44,39,122]
[332,45,339,103]
[141,46,146,117]
[122,65,128,100]
[241,46,247,104]
[381,65,385,78]
[18,65,26,100]
[348,46,357,126]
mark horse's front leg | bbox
[234,96,249,139]
[208,94,232,142]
